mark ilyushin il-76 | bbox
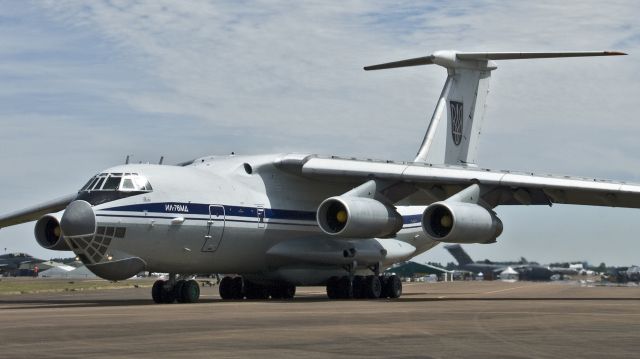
[0,50,634,303]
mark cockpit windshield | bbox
[77,173,153,205]
[80,173,153,193]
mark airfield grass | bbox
[0,277,155,295]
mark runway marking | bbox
[482,283,546,295]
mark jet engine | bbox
[317,196,403,238]
[34,214,71,251]
[421,202,503,244]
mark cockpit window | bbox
[80,176,96,191]
[77,172,153,206]
[92,177,106,190]
[121,178,135,190]
[102,175,122,190]
[79,173,152,193]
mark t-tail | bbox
[443,244,474,266]
[365,50,626,165]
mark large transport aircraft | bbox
[0,50,636,303]
[444,244,553,280]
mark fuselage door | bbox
[202,205,225,252]
[257,205,265,228]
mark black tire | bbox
[387,275,402,299]
[151,280,164,304]
[270,285,283,299]
[245,281,268,300]
[337,276,353,299]
[326,276,339,299]
[161,284,176,304]
[352,276,365,299]
[219,276,234,300]
[231,277,244,299]
[182,280,200,303]
[364,275,382,299]
[282,284,295,299]
[379,276,390,298]
[174,280,186,303]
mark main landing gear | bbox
[218,276,296,300]
[152,275,201,304]
[326,275,402,300]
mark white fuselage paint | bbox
[78,154,438,285]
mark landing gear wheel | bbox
[152,280,164,304]
[281,284,296,299]
[182,280,200,303]
[231,277,244,299]
[174,280,186,303]
[337,276,353,299]
[326,276,339,299]
[352,276,366,299]
[244,281,269,300]
[219,276,234,300]
[364,275,381,299]
[382,275,402,299]
[160,283,176,304]
[379,276,389,298]
[272,283,296,299]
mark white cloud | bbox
[1,0,639,265]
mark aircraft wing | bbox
[0,194,77,229]
[277,155,640,208]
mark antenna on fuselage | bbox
[125,155,131,164]
[158,156,164,165]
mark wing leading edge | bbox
[0,194,76,229]
[277,155,640,209]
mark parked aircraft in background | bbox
[0,252,44,275]
[0,49,635,303]
[444,244,553,280]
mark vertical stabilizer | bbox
[415,66,492,165]
[444,244,474,266]
[364,50,626,166]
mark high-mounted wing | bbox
[0,194,76,229]
[276,155,640,209]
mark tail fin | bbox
[365,50,626,165]
[444,244,474,266]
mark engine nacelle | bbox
[317,196,403,238]
[34,214,71,251]
[421,202,503,244]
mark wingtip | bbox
[606,51,628,56]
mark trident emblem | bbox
[450,101,463,146]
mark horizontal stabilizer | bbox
[456,51,627,60]
[364,50,626,70]
[364,56,434,70]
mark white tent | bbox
[39,265,98,279]
[500,267,519,282]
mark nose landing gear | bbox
[151,275,201,304]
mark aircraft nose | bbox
[60,200,96,237]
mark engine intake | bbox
[422,202,503,244]
[34,214,71,251]
[317,196,403,238]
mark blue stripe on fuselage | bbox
[100,202,423,224]
[101,202,318,221]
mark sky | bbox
[0,0,639,266]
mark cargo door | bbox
[202,205,225,252]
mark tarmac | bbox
[0,280,638,358]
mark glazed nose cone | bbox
[60,200,96,237]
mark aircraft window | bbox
[81,176,96,191]
[121,178,135,190]
[102,176,122,190]
[92,177,106,190]
[120,175,152,191]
